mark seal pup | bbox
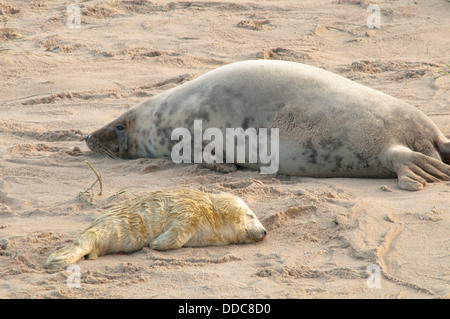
[86,60,450,190]
[45,188,266,269]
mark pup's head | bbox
[211,193,267,244]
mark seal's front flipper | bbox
[202,161,238,173]
[382,145,450,191]
[201,152,238,173]
[150,228,194,250]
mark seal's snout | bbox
[255,227,267,241]
[260,228,267,239]
[247,222,267,242]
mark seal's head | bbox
[209,193,267,244]
[85,112,136,159]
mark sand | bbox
[0,0,449,299]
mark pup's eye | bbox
[246,213,255,219]
[115,125,124,131]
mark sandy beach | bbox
[0,0,449,299]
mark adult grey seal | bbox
[86,60,450,191]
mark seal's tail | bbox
[45,230,97,269]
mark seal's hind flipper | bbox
[383,145,450,191]
[45,230,97,269]
[437,137,450,165]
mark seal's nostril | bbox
[263,230,267,236]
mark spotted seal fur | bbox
[86,60,450,190]
[45,188,267,269]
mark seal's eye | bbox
[246,212,255,219]
[114,124,128,152]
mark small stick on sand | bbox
[86,161,103,196]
